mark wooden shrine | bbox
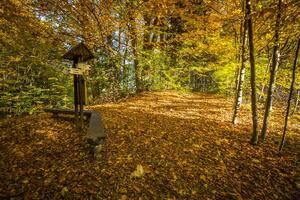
[45,43,105,146]
[62,43,94,129]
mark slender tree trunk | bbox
[128,16,142,93]
[123,36,129,93]
[132,32,141,93]
[261,0,282,142]
[246,0,259,144]
[233,1,245,92]
[234,67,241,91]
[118,27,124,92]
[279,38,300,152]
[232,15,248,124]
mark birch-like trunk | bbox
[123,34,129,93]
[246,0,259,145]
[232,15,248,124]
[279,38,300,152]
[261,0,282,142]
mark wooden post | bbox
[62,43,94,129]
[73,57,79,128]
[79,75,84,129]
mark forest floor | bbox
[0,91,299,199]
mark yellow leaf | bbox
[200,175,206,181]
[131,164,144,178]
[192,144,201,149]
[119,187,127,194]
[215,140,221,146]
[222,139,229,144]
[61,187,68,196]
[178,189,185,195]
[22,178,29,184]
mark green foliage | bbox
[214,62,238,95]
[1,0,299,115]
[0,0,71,115]
[139,50,171,90]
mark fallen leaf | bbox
[131,164,144,178]
[61,187,68,196]
[200,175,206,181]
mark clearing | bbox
[0,91,299,199]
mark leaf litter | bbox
[0,91,299,199]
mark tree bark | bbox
[123,35,129,93]
[128,16,142,93]
[232,11,247,125]
[73,57,79,129]
[132,33,141,93]
[234,67,241,92]
[246,0,259,145]
[261,0,282,142]
[279,38,300,152]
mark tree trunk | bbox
[232,10,247,125]
[246,0,259,145]
[132,33,141,93]
[233,1,245,92]
[128,16,142,93]
[234,67,241,92]
[279,38,300,152]
[123,35,129,93]
[143,15,152,51]
[261,0,282,142]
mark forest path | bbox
[0,91,299,199]
[91,91,299,199]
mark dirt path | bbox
[1,91,299,199]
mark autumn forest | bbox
[0,0,300,199]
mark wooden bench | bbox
[44,108,105,145]
[44,108,92,118]
[86,111,105,145]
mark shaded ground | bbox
[0,91,299,199]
